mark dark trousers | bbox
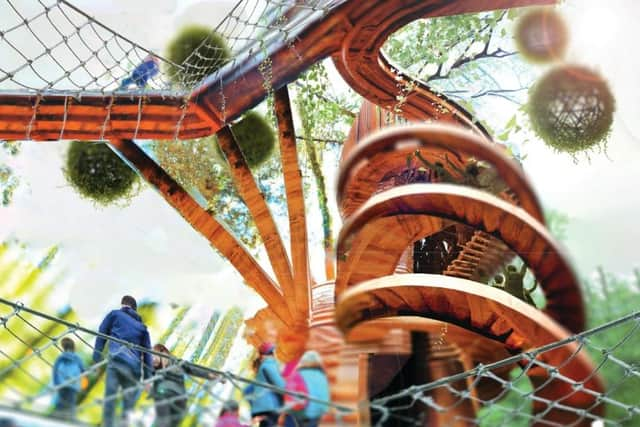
[154,394,187,427]
[284,415,319,427]
[54,387,77,420]
[102,360,140,427]
[253,411,279,427]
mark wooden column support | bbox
[274,86,312,323]
[108,139,292,325]
[216,127,296,321]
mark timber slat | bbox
[335,274,603,425]
[335,214,445,295]
[337,124,545,222]
[0,92,212,140]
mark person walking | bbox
[149,343,219,427]
[243,343,285,427]
[281,357,307,427]
[93,295,152,427]
[215,400,248,427]
[284,351,330,427]
[52,337,85,421]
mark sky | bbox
[523,0,640,275]
[1,0,640,322]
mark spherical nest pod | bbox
[217,111,276,168]
[65,141,139,205]
[528,65,615,155]
[166,25,231,86]
[515,8,568,63]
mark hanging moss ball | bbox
[65,141,139,205]
[217,111,276,168]
[153,137,222,202]
[527,65,615,155]
[166,25,231,86]
[515,8,568,63]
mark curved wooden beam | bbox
[332,0,554,131]
[216,127,296,321]
[274,86,311,323]
[337,124,545,223]
[335,274,603,424]
[109,139,291,325]
[191,0,553,130]
[348,316,515,406]
[335,214,445,295]
[347,316,512,364]
[0,1,553,142]
[337,184,585,333]
[0,93,212,141]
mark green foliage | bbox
[1,140,21,156]
[154,136,223,202]
[295,62,358,143]
[64,141,139,206]
[227,111,277,168]
[382,11,507,80]
[514,8,568,64]
[544,209,570,242]
[583,268,640,424]
[0,141,21,206]
[166,25,231,86]
[0,164,19,206]
[477,367,533,427]
[527,66,615,156]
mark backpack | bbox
[154,365,186,398]
[283,370,308,411]
[56,355,82,389]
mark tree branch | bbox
[294,81,356,118]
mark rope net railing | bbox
[369,310,640,427]
[0,0,342,96]
[0,297,351,426]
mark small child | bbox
[52,337,85,420]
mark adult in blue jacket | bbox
[243,343,285,427]
[93,295,152,427]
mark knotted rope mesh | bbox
[0,297,350,426]
[2,296,639,426]
[369,310,640,427]
[0,0,341,95]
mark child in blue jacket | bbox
[52,337,85,420]
[243,343,285,427]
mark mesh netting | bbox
[369,311,640,427]
[0,297,349,426]
[0,0,342,95]
[2,297,640,426]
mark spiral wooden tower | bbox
[325,102,603,425]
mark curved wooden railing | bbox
[337,184,585,333]
[335,275,604,424]
[337,124,545,222]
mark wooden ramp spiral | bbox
[332,119,603,426]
